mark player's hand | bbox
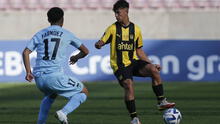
[25,73,34,82]
[154,64,162,71]
[95,41,102,49]
[69,55,78,65]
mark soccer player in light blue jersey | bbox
[22,7,89,124]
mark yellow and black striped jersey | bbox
[101,22,143,72]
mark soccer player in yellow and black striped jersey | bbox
[95,0,175,124]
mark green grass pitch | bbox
[0,82,220,124]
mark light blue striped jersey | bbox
[26,25,82,73]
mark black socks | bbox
[125,100,137,119]
[152,84,165,102]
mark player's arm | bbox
[70,44,89,65]
[22,48,34,82]
[136,48,161,71]
[95,25,113,49]
[136,48,152,64]
[135,26,161,71]
[136,27,151,63]
[95,40,105,49]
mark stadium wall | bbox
[0,9,220,82]
[0,40,219,82]
[0,9,220,40]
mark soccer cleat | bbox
[130,117,141,124]
[55,110,68,124]
[157,98,175,111]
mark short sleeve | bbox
[100,25,114,44]
[70,34,82,48]
[26,35,38,51]
[136,26,143,48]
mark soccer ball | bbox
[163,108,182,124]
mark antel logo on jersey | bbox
[117,42,133,51]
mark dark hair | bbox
[47,7,64,23]
[113,0,129,12]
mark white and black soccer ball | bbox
[163,108,182,124]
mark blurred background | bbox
[0,1,220,124]
[0,0,220,82]
[1,0,220,40]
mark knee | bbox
[139,64,159,77]
[121,80,133,90]
[148,64,160,76]
[73,93,87,104]
[79,93,87,103]
[44,95,56,103]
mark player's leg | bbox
[34,72,58,124]
[120,79,136,116]
[133,60,175,110]
[55,87,88,124]
[52,74,88,124]
[115,67,141,124]
[120,79,141,124]
[60,87,88,115]
[37,94,57,124]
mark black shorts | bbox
[114,60,150,82]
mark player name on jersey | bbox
[42,30,63,39]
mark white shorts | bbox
[34,71,84,99]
